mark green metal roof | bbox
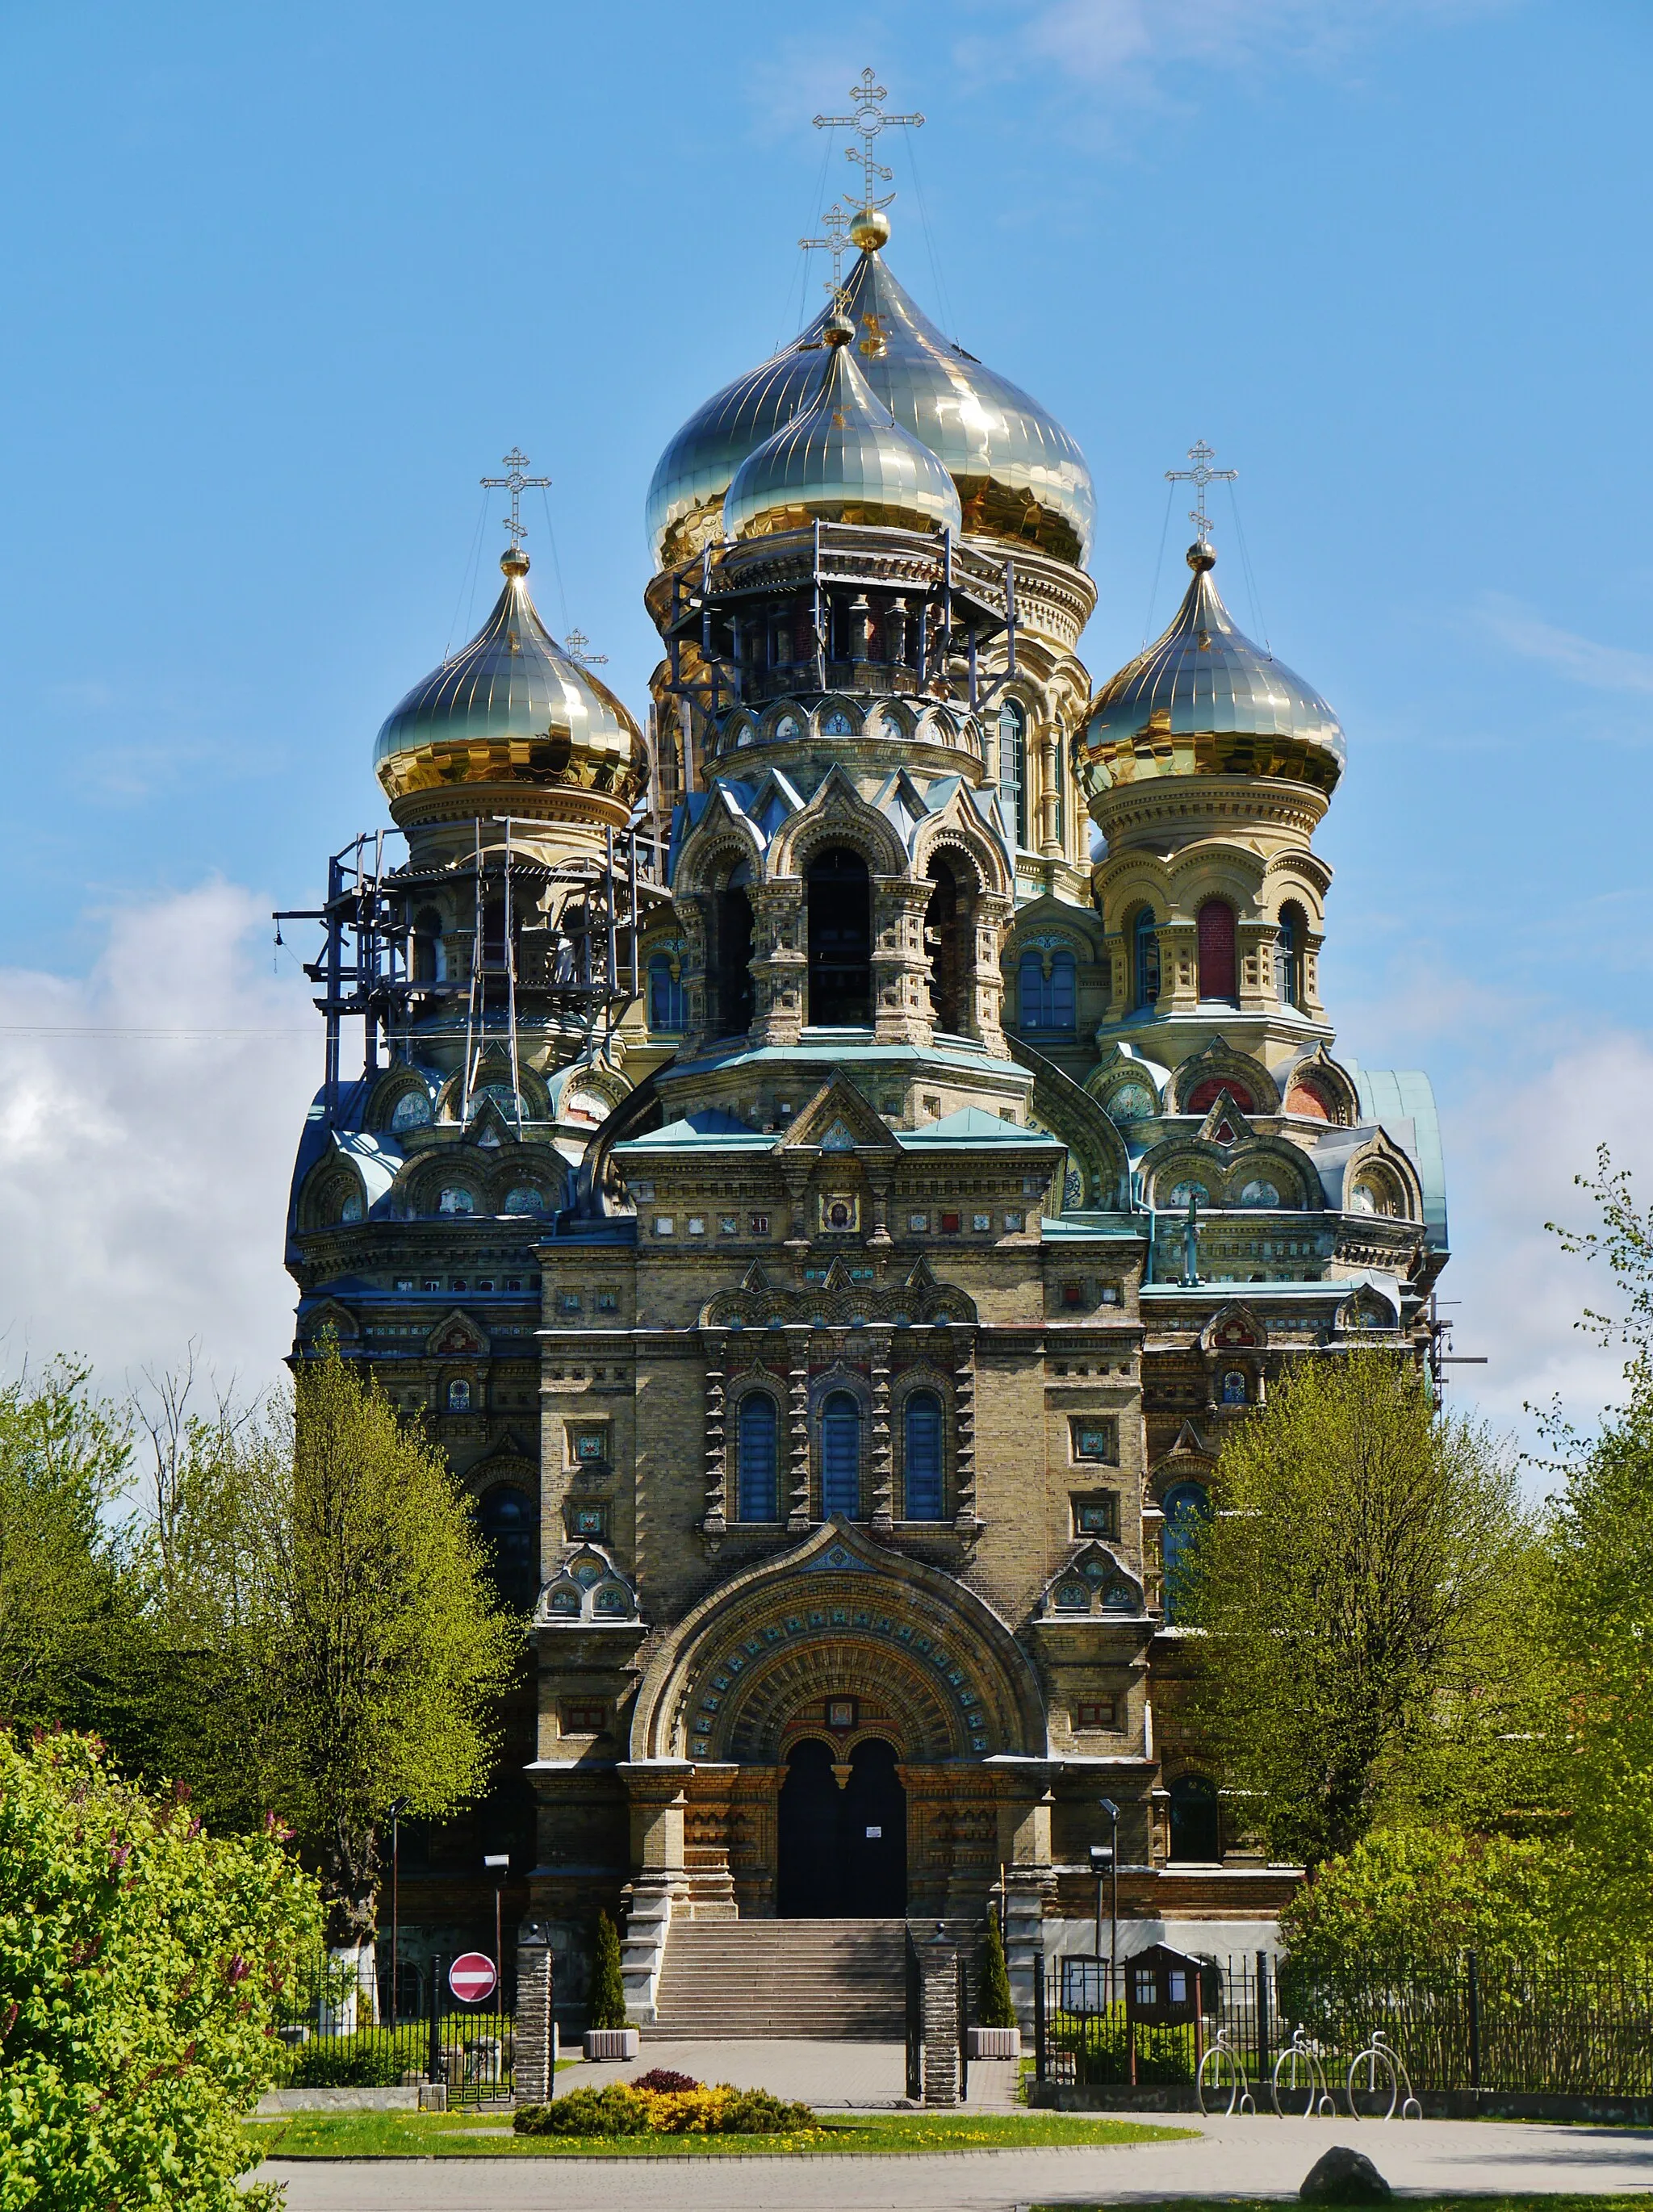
[898,1106,1058,1148]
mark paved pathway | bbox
[256,2095,1653,2212]
[559,2034,1023,2110]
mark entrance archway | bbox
[776,1737,907,1917]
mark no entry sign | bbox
[448,1951,498,2004]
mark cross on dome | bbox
[563,628,607,667]
[1165,439,1237,547]
[799,201,855,295]
[481,447,551,558]
[814,69,923,214]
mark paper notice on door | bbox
[865,1825,881,1838]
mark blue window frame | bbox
[648,951,685,1032]
[1134,909,1160,1009]
[1018,951,1045,1030]
[903,1391,944,1520]
[1045,951,1076,1031]
[1161,1482,1213,1623]
[998,700,1027,848]
[736,1393,778,1522]
[821,1391,861,1519]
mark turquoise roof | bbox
[613,1110,772,1154]
[898,1107,1059,1148]
[1349,1066,1448,1248]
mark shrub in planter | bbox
[977,1918,1017,2029]
[588,1910,627,2030]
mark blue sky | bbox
[1,0,1648,1447]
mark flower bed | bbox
[514,2081,816,2137]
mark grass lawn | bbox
[245,2109,1193,2159]
[1028,2202,1653,2212]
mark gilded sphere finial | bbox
[848,203,890,251]
[822,308,855,348]
[1186,538,1216,573]
[501,547,530,578]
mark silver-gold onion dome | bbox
[647,219,1094,571]
[722,315,963,542]
[373,550,647,820]
[1078,542,1345,798]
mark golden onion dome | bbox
[373,552,646,814]
[647,225,1094,571]
[1078,542,1345,798]
[722,318,963,542]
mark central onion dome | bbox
[1078,542,1345,798]
[647,215,1094,571]
[374,550,646,817]
[722,312,963,542]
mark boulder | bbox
[1300,2147,1392,2203]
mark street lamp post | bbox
[483,1854,510,1992]
[1098,1798,1119,2006]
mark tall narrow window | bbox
[1278,902,1306,1010]
[998,700,1027,848]
[806,847,872,1026]
[821,1391,862,1518]
[1196,900,1237,1002]
[924,859,965,1034]
[1133,909,1160,1010]
[1017,951,1046,1031]
[1046,951,1077,1032]
[903,1392,944,1520]
[412,906,444,984]
[1162,1482,1213,1624]
[736,1393,778,1522]
[1052,767,1065,854]
[713,866,755,1038]
[647,951,685,1032]
[478,1484,538,1612]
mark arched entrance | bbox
[776,1738,906,1917]
[1169,1774,1221,1862]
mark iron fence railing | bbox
[1032,1949,1653,2105]
[271,1952,516,2108]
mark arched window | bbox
[806,848,872,1027]
[437,1186,474,1215]
[735,1392,778,1521]
[1197,900,1237,1002]
[998,700,1027,847]
[391,1086,432,1131]
[1220,1369,1247,1406]
[647,951,685,1032]
[446,1379,471,1414]
[1161,1482,1213,1623]
[478,1482,538,1611]
[411,906,444,984]
[712,865,755,1039]
[821,1391,862,1519]
[1278,902,1307,1010]
[1169,1773,1221,1863]
[504,1185,544,1215]
[1133,909,1160,1010]
[1046,950,1076,1031]
[903,1391,944,1520]
[1017,951,1045,1030]
[924,859,965,1035]
[482,897,510,970]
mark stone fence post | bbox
[513,1921,555,2106]
[921,1925,960,2107]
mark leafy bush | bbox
[0,1729,320,2212]
[513,2082,817,2137]
[633,2066,699,2092]
[588,1909,627,2029]
[1279,1825,1557,1980]
[286,2034,401,2087]
[977,1917,1017,2030]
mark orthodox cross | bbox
[1165,439,1237,545]
[563,628,608,667]
[799,201,854,294]
[814,69,923,213]
[481,447,551,556]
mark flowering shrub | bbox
[631,2067,700,2093]
[513,2081,816,2137]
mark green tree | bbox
[0,1729,319,2212]
[588,1911,627,2030]
[151,1346,519,1953]
[1543,1149,1653,1951]
[0,1360,135,1733]
[977,1915,1017,2029]
[1179,1350,1539,1870]
[1278,1825,1555,1979]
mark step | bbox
[649,1917,910,2040]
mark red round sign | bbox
[448,1951,498,2003]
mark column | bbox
[513,1924,555,2106]
[968,893,1011,1051]
[869,1330,893,1533]
[873,879,935,1046]
[922,1928,961,2106]
[786,1328,811,1532]
[617,1762,693,2025]
[701,1329,727,1537]
[951,1328,979,1529]
[750,881,805,1047]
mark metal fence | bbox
[1033,1951,1653,2105]
[271,1952,516,2107]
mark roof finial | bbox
[481,446,551,569]
[1165,439,1237,564]
[814,69,923,240]
[799,201,855,296]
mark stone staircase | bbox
[647,1917,908,2040]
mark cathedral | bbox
[282,89,1447,2021]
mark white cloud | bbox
[1436,1032,1653,1470]
[0,884,318,1403]
[1472,592,1653,699]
